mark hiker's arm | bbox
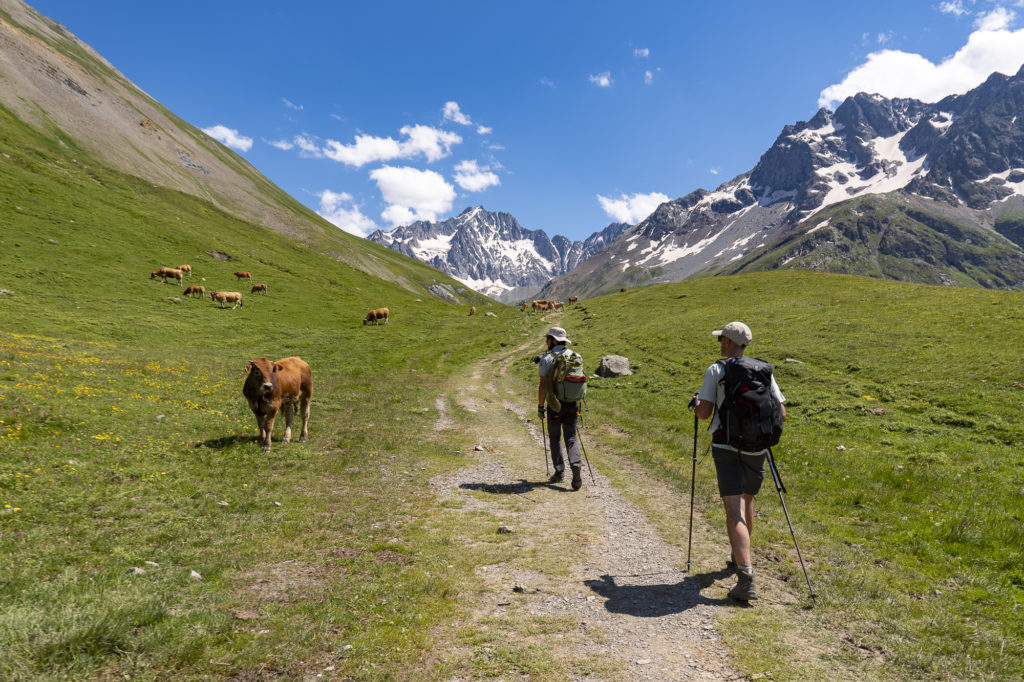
[537,376,546,409]
[695,399,714,420]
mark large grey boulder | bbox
[596,355,632,378]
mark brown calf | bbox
[251,283,268,295]
[150,267,183,286]
[184,285,206,298]
[469,306,476,316]
[363,307,390,325]
[177,264,192,277]
[243,356,313,453]
[210,291,243,309]
[553,301,564,311]
[568,296,578,304]
[234,271,252,281]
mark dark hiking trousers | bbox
[547,401,581,473]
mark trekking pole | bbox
[766,447,817,602]
[541,413,550,476]
[687,409,698,573]
[576,417,597,484]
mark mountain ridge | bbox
[369,206,627,302]
[539,65,1024,299]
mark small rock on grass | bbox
[190,570,203,581]
[128,567,146,576]
[498,525,515,534]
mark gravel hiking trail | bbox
[428,341,761,681]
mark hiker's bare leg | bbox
[722,494,751,567]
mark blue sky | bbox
[26,0,1024,241]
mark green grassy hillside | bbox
[527,272,1024,680]
[3,72,1023,679]
[0,94,522,680]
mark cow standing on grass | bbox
[234,271,252,282]
[210,291,243,309]
[243,357,313,453]
[150,267,184,285]
[363,308,389,325]
[251,283,268,295]
[177,264,192,277]
[184,285,205,298]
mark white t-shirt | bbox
[697,358,785,453]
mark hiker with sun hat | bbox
[694,321,786,601]
[537,326,584,490]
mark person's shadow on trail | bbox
[584,567,745,616]
[459,479,554,495]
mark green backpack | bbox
[547,348,587,408]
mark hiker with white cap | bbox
[537,326,585,490]
[693,321,786,601]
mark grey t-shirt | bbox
[697,358,785,453]
[538,344,567,377]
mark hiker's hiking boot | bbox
[548,470,564,484]
[728,567,757,601]
[571,465,583,491]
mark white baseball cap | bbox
[712,321,752,346]
[546,326,571,344]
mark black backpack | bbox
[713,355,783,451]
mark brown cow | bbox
[469,306,476,316]
[521,302,528,311]
[243,356,313,453]
[363,307,390,325]
[184,285,206,298]
[150,267,183,286]
[620,288,628,293]
[251,283,268,295]
[568,296,578,304]
[535,301,550,312]
[177,264,192,277]
[234,271,252,281]
[553,301,564,311]
[210,291,243,309]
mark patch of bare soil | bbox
[430,346,750,680]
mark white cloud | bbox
[540,77,555,88]
[370,166,456,224]
[316,190,377,237]
[596,191,670,224]
[202,125,253,152]
[282,98,303,111]
[940,1,969,16]
[976,7,1015,31]
[709,167,721,175]
[268,139,294,151]
[645,70,654,85]
[877,30,895,45]
[818,19,1024,107]
[294,134,323,158]
[443,101,472,125]
[320,125,462,167]
[477,125,493,135]
[589,72,613,87]
[634,48,650,58]
[454,160,500,192]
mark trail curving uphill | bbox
[430,343,747,680]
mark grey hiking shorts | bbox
[711,445,767,497]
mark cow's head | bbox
[244,358,278,394]
[150,271,159,279]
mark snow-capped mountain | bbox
[540,66,1024,298]
[368,207,627,301]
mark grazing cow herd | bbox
[148,257,578,452]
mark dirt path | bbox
[430,344,749,680]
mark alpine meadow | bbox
[3,0,1024,680]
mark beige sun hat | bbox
[712,321,752,346]
[546,326,571,344]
